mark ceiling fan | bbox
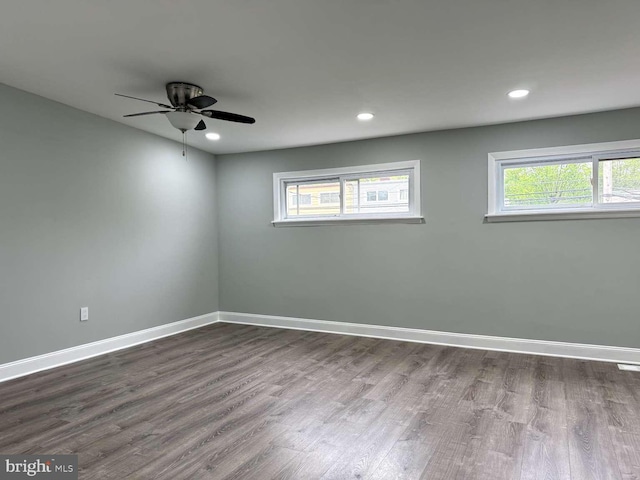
[116,82,255,156]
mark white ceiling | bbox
[2,0,640,154]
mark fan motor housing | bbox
[166,82,203,108]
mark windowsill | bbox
[272,216,425,227]
[485,208,640,223]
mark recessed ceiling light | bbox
[508,89,530,99]
[205,132,221,141]
[357,112,375,121]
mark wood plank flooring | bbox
[1,323,639,479]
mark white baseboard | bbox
[0,312,219,383]
[218,311,640,365]
[3,310,638,384]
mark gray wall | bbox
[217,108,640,349]
[0,84,219,364]
[3,81,640,364]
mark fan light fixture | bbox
[165,111,201,132]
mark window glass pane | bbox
[344,180,359,214]
[598,157,640,204]
[287,181,340,217]
[286,184,298,216]
[320,192,340,204]
[344,174,410,214]
[503,162,592,209]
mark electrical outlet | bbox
[618,364,640,372]
[80,307,89,322]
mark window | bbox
[273,160,422,225]
[487,140,640,222]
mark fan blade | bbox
[188,95,217,109]
[194,120,207,131]
[115,93,174,109]
[123,111,171,117]
[199,110,256,124]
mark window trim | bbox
[486,139,640,222]
[272,160,422,226]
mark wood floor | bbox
[1,323,640,479]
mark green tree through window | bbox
[503,162,592,208]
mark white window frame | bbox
[272,160,422,226]
[486,139,640,222]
